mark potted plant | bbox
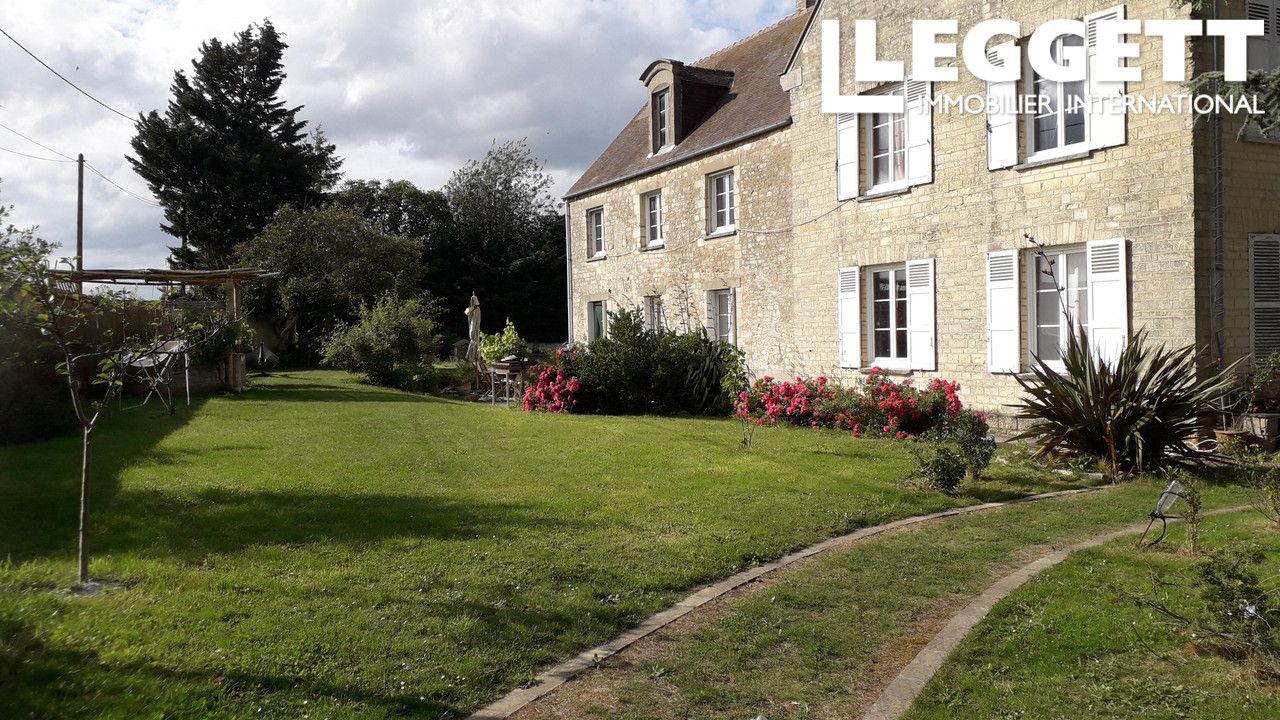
[1242,353,1280,451]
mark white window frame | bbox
[706,288,736,344]
[653,88,672,153]
[1027,246,1090,371]
[644,294,665,331]
[867,264,911,370]
[587,207,605,259]
[587,300,607,341]
[865,84,908,193]
[643,191,664,248]
[1024,34,1089,163]
[707,169,736,235]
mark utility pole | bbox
[76,153,85,292]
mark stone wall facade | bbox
[567,0,1279,420]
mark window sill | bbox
[860,366,913,377]
[586,254,608,263]
[857,185,911,202]
[1016,148,1093,172]
[640,243,666,253]
[705,228,738,241]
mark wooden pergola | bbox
[50,267,275,392]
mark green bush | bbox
[1013,328,1238,472]
[480,320,530,364]
[322,294,441,392]
[940,409,996,480]
[543,308,745,416]
[908,438,967,495]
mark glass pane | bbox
[874,156,889,184]
[1036,256,1058,289]
[1064,81,1086,145]
[873,119,889,154]
[892,149,906,182]
[874,301,890,330]
[1037,326,1062,362]
[1071,288,1089,333]
[896,298,907,328]
[1065,251,1086,290]
[875,330,891,358]
[896,329,908,358]
[894,273,907,303]
[874,271,890,301]
[1035,111,1058,152]
[1037,291,1062,324]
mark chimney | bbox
[796,0,816,11]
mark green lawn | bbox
[906,509,1280,720]
[0,371,1091,719]
[523,479,1259,719]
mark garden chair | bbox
[122,339,190,410]
[1138,479,1184,547]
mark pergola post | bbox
[225,278,245,393]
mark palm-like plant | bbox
[1013,328,1240,472]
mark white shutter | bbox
[1251,234,1280,359]
[1085,4,1127,150]
[838,267,862,369]
[905,79,933,186]
[837,113,860,200]
[728,288,738,345]
[906,258,937,371]
[1086,238,1129,364]
[986,251,1021,373]
[986,42,1018,170]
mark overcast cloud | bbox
[0,0,793,270]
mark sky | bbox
[0,0,796,271]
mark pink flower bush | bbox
[522,348,581,414]
[735,368,983,439]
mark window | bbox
[706,288,735,344]
[1248,0,1280,71]
[1031,248,1089,367]
[652,89,671,152]
[871,267,909,364]
[707,170,736,234]
[644,192,664,248]
[1028,34,1087,157]
[587,208,605,259]
[867,85,906,190]
[644,295,665,331]
[587,300,607,341]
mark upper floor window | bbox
[1248,0,1280,70]
[587,208,605,259]
[652,89,671,153]
[707,169,736,234]
[644,191,664,248]
[1028,35,1087,159]
[868,85,907,191]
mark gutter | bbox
[562,118,793,201]
[564,209,574,345]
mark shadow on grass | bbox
[93,488,572,561]
[249,381,456,405]
[0,617,462,719]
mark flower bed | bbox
[522,348,581,414]
[735,368,984,439]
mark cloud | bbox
[0,0,794,271]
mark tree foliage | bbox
[130,20,342,269]
[235,206,425,355]
[1178,0,1280,137]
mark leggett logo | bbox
[821,18,1265,115]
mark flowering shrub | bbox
[736,368,984,440]
[522,348,582,414]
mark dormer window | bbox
[652,89,671,153]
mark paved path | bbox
[859,506,1248,720]
[466,487,1104,720]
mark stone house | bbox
[563,0,1280,418]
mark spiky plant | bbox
[1012,328,1240,472]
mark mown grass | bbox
[0,371,1091,719]
[540,479,1258,720]
[906,509,1280,720]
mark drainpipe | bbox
[1211,0,1226,366]
[564,205,574,345]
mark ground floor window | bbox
[1252,234,1280,359]
[644,295,665,331]
[706,289,735,344]
[871,266,908,365]
[587,300,607,341]
[1031,248,1088,367]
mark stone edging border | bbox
[466,486,1106,720]
[859,505,1250,720]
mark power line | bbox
[0,119,161,207]
[84,161,161,207]
[0,144,75,163]
[0,25,135,122]
[0,119,75,160]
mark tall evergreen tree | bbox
[129,21,341,269]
